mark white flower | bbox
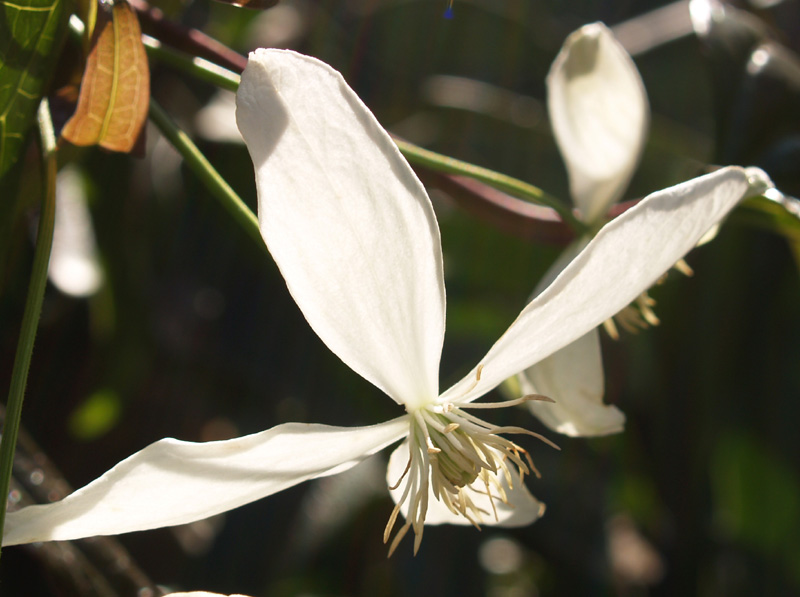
[1,50,770,554]
[520,23,701,437]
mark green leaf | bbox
[733,193,800,269]
[0,0,69,182]
[712,430,800,558]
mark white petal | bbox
[689,0,723,37]
[442,167,766,404]
[236,50,445,408]
[548,22,649,223]
[518,328,625,437]
[519,238,623,436]
[48,167,103,297]
[386,441,544,528]
[532,236,590,296]
[2,417,408,546]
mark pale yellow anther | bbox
[674,258,694,277]
[385,389,557,556]
[425,436,438,452]
[603,317,621,340]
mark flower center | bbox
[384,375,557,556]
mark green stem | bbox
[147,99,265,252]
[0,101,58,557]
[392,139,584,232]
[143,42,586,233]
[142,36,240,93]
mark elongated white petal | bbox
[442,167,771,404]
[48,167,103,297]
[519,328,625,437]
[533,236,590,296]
[386,441,544,527]
[236,50,445,408]
[518,238,623,436]
[548,22,649,223]
[2,418,408,546]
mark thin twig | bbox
[148,99,266,253]
[129,0,247,72]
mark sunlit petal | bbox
[442,167,769,404]
[548,22,649,223]
[48,167,103,297]
[386,441,544,528]
[518,239,623,436]
[236,49,445,408]
[2,418,408,546]
[519,328,625,437]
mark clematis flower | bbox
[520,23,692,437]
[1,50,771,555]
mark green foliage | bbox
[0,0,69,182]
[734,195,800,269]
[67,388,122,440]
[712,430,800,586]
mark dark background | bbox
[2,0,800,595]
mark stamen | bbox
[459,394,555,409]
[384,502,403,543]
[385,375,555,556]
[603,317,621,340]
[674,258,694,277]
[413,410,442,454]
[388,452,412,491]
[457,364,484,397]
[489,426,561,451]
[387,520,411,557]
[637,294,660,326]
[605,257,690,340]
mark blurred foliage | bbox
[67,388,122,441]
[1,0,800,596]
[0,0,69,180]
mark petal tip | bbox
[744,166,774,196]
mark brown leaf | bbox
[61,1,149,153]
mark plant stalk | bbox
[0,100,59,557]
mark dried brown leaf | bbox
[61,1,149,152]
